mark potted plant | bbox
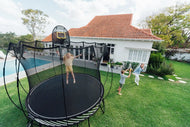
[115,62,123,69]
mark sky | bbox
[0,0,189,36]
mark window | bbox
[75,46,79,58]
[133,50,138,61]
[142,51,148,62]
[70,45,74,54]
[80,46,83,59]
[108,44,115,54]
[137,50,143,61]
[90,46,94,60]
[111,48,114,54]
[128,49,149,63]
[128,49,133,61]
[85,47,88,60]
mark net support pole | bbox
[59,46,69,126]
[88,118,90,127]
[100,98,105,114]
[27,119,33,127]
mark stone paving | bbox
[143,73,187,84]
[172,74,187,84]
[158,77,164,80]
[148,75,154,78]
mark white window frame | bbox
[128,49,149,63]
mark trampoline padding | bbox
[26,73,103,120]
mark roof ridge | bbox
[83,16,96,28]
[86,14,133,26]
[141,28,151,30]
[95,13,133,17]
[141,29,152,35]
[130,25,162,40]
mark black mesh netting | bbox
[7,41,107,122]
[19,41,106,89]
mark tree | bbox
[141,4,190,48]
[152,41,166,54]
[21,9,49,41]
[0,32,18,48]
[0,32,34,48]
[18,34,33,42]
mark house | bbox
[42,14,161,68]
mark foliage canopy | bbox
[141,4,190,48]
[21,9,49,40]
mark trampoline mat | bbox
[26,73,103,119]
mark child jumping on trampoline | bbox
[133,63,144,86]
[118,69,131,95]
[63,52,82,84]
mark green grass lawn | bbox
[0,61,190,127]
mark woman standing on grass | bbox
[133,63,144,86]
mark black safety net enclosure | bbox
[4,40,108,127]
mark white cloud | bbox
[53,0,190,29]
[0,0,189,35]
[44,16,59,35]
[0,0,21,17]
[0,0,28,35]
[0,0,58,36]
[53,0,129,29]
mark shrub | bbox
[158,62,174,76]
[147,54,175,77]
[148,53,164,69]
[123,61,139,70]
[152,42,166,54]
[131,62,139,70]
[123,61,130,69]
[115,62,123,66]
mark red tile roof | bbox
[42,34,52,42]
[42,14,161,42]
[141,29,152,35]
[69,14,161,40]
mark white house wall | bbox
[44,42,52,48]
[70,37,153,65]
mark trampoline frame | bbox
[25,73,105,127]
[3,41,113,127]
[27,97,105,127]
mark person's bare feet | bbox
[73,79,76,84]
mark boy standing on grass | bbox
[133,63,144,86]
[118,69,131,95]
[63,52,82,84]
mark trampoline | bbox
[26,73,104,126]
[3,25,112,127]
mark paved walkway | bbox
[146,74,187,84]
